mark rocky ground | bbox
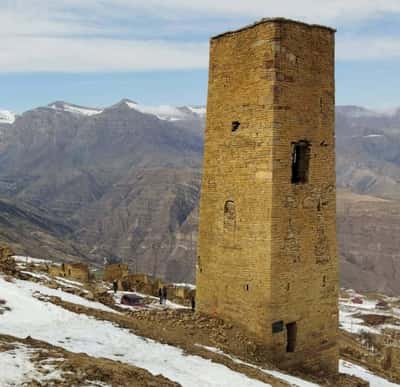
[0,256,398,386]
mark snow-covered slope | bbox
[0,110,16,124]
[339,289,400,335]
[0,276,268,387]
[48,101,103,116]
[123,99,205,121]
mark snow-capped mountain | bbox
[46,99,206,122]
[48,101,103,116]
[1,99,206,124]
[0,110,16,124]
[121,99,205,121]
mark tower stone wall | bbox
[196,18,338,373]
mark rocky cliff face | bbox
[0,100,203,282]
[0,101,399,293]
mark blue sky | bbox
[2,0,400,112]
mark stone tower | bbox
[196,18,338,373]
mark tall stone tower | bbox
[196,18,338,373]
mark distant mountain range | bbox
[0,100,399,293]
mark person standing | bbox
[162,286,167,305]
[113,280,118,294]
[158,287,163,304]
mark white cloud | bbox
[0,37,208,72]
[337,36,400,61]
[58,0,400,24]
[1,0,400,72]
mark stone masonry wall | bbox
[196,18,338,374]
[269,21,338,373]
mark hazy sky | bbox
[2,0,400,112]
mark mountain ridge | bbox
[0,100,399,293]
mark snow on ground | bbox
[199,345,319,387]
[18,270,88,294]
[0,343,63,385]
[55,277,83,287]
[173,282,196,290]
[14,255,53,265]
[339,291,400,335]
[54,276,88,292]
[339,360,399,386]
[0,276,271,386]
[339,308,380,335]
[111,290,189,311]
[4,277,116,314]
[20,271,51,281]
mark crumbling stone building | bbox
[103,263,129,282]
[196,18,338,373]
[49,262,90,282]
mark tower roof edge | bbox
[211,17,336,40]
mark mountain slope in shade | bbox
[0,99,204,280]
[0,101,399,293]
[0,197,88,262]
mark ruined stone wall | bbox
[103,264,129,282]
[383,345,400,379]
[196,18,337,374]
[48,262,89,282]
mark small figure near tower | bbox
[196,18,338,374]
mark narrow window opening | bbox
[322,275,327,287]
[291,141,310,184]
[287,283,290,291]
[245,284,249,291]
[224,200,236,232]
[231,121,240,132]
[286,322,297,353]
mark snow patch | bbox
[188,106,206,115]
[173,283,196,290]
[0,110,15,124]
[0,344,63,385]
[125,101,185,121]
[124,100,205,121]
[339,360,399,386]
[8,277,116,314]
[49,102,103,116]
[14,256,53,265]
